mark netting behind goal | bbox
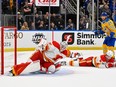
[0,26,17,75]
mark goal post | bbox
[0,26,17,75]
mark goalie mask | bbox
[32,33,47,50]
[60,41,68,52]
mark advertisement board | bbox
[30,0,60,6]
[54,31,106,47]
[4,31,52,49]
[4,30,113,51]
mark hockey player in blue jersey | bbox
[95,12,116,59]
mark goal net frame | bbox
[0,26,17,75]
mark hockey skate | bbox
[8,70,15,76]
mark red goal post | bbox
[0,26,17,75]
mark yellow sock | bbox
[102,44,108,54]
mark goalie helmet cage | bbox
[0,26,17,75]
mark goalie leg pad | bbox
[21,61,40,75]
[12,62,31,76]
[12,61,40,76]
[41,62,56,73]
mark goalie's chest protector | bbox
[44,43,61,60]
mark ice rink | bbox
[1,50,116,87]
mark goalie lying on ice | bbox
[9,33,80,76]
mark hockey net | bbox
[0,26,17,75]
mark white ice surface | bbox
[1,50,116,87]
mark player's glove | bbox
[94,30,104,36]
[94,30,99,36]
[110,32,115,38]
[105,36,111,41]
